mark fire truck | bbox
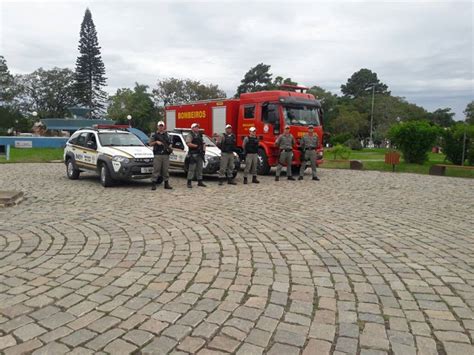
[165,85,324,175]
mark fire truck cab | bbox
[166,86,324,175]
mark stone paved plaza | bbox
[0,163,473,355]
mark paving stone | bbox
[32,341,70,355]
[39,312,76,330]
[267,343,300,355]
[13,322,47,341]
[0,335,16,350]
[141,335,177,354]
[302,339,332,355]
[177,336,206,353]
[122,329,153,346]
[103,338,138,354]
[61,329,97,347]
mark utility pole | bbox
[369,84,376,146]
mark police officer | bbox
[242,126,260,184]
[149,121,173,190]
[299,125,320,181]
[185,123,207,188]
[275,125,296,181]
[217,124,237,185]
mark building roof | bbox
[41,119,114,131]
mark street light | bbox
[127,115,132,128]
[461,116,467,166]
[369,83,376,146]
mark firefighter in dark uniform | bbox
[149,121,172,190]
[185,123,207,188]
[275,125,296,181]
[217,124,237,185]
[242,126,260,184]
[299,124,320,181]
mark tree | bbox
[441,123,474,165]
[153,78,226,106]
[13,67,77,118]
[74,8,107,117]
[272,76,298,88]
[236,63,273,95]
[0,56,15,105]
[427,108,455,127]
[108,83,158,133]
[388,121,440,164]
[307,85,339,125]
[341,68,390,98]
[329,108,368,138]
[464,101,474,125]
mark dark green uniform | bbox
[243,136,259,178]
[186,132,205,181]
[218,132,236,180]
[150,131,171,183]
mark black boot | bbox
[252,176,260,184]
[151,182,157,190]
[164,181,173,189]
[244,177,248,184]
[187,180,192,188]
[288,176,295,181]
[298,176,303,180]
[312,176,320,181]
[219,178,224,186]
[275,176,279,181]
[198,180,207,187]
[228,178,237,185]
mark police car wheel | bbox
[100,163,114,187]
[66,159,80,180]
[257,148,271,175]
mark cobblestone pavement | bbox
[0,163,473,355]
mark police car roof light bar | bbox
[93,124,129,130]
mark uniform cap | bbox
[308,124,314,129]
[284,125,291,129]
[191,123,199,128]
[225,124,232,129]
[249,127,256,132]
[157,121,165,126]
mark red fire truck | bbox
[165,85,324,175]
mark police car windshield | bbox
[99,132,144,146]
[202,135,216,147]
[283,105,320,126]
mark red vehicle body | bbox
[165,86,324,175]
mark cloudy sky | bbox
[1,0,473,119]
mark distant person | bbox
[217,124,237,185]
[275,125,296,181]
[149,121,173,190]
[298,125,320,181]
[242,127,260,184]
[185,123,207,188]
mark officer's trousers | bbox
[152,154,170,182]
[244,153,258,177]
[276,151,293,177]
[218,152,235,179]
[187,154,203,180]
[299,150,317,177]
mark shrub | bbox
[345,138,363,150]
[388,120,440,164]
[441,123,474,165]
[330,144,351,160]
[329,133,351,146]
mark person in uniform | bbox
[299,125,320,181]
[149,121,173,190]
[275,125,296,181]
[242,126,260,184]
[217,124,237,185]
[185,123,207,188]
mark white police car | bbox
[63,125,154,187]
[168,129,240,177]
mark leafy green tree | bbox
[341,68,390,98]
[329,108,367,138]
[272,76,298,88]
[0,107,27,134]
[236,63,273,95]
[74,8,107,117]
[307,85,339,125]
[14,67,77,118]
[153,78,226,106]
[441,123,474,165]
[108,83,158,133]
[0,56,16,104]
[427,108,455,127]
[388,121,440,164]
[463,100,474,124]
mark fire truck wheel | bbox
[257,148,271,175]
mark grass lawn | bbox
[323,148,474,179]
[0,148,63,163]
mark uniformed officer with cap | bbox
[185,123,207,188]
[242,126,260,184]
[149,121,173,190]
[217,124,237,185]
[275,125,296,181]
[299,125,320,181]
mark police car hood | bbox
[101,146,154,158]
[205,146,222,157]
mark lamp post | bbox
[461,117,467,166]
[369,83,376,147]
[127,115,132,128]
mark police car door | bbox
[83,133,98,166]
[169,134,186,168]
[74,132,89,166]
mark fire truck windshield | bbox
[283,105,320,126]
